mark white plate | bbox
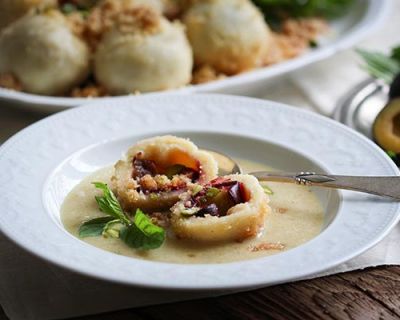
[0,94,399,290]
[0,0,390,112]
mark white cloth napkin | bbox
[1,2,400,319]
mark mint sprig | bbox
[78,182,165,250]
[120,209,165,250]
[356,47,400,84]
[79,216,116,238]
[93,182,130,225]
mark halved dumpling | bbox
[170,174,270,242]
[112,135,218,212]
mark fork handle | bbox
[250,171,400,200]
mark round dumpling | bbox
[171,174,270,242]
[112,135,218,212]
[94,5,193,94]
[0,0,56,30]
[0,11,90,95]
[183,0,271,75]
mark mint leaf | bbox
[102,219,123,238]
[120,209,165,250]
[390,46,400,64]
[387,150,397,158]
[206,187,220,198]
[79,217,115,238]
[356,48,400,84]
[165,164,186,179]
[92,182,130,225]
[262,184,274,195]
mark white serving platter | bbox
[0,0,390,112]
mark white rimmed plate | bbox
[0,94,399,290]
[0,0,390,112]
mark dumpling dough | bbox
[171,174,270,242]
[112,135,218,212]
[183,0,271,75]
[0,0,56,30]
[94,6,193,94]
[0,11,90,95]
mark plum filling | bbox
[179,178,248,218]
[131,153,202,196]
[132,158,157,178]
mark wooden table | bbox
[1,108,399,320]
[0,266,398,320]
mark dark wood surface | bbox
[1,265,398,320]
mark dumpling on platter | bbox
[183,0,271,75]
[171,174,270,242]
[0,11,90,95]
[0,0,56,30]
[112,135,218,212]
[93,1,193,94]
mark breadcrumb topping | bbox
[0,73,22,91]
[264,18,328,65]
[191,65,226,85]
[82,0,161,50]
[249,242,285,252]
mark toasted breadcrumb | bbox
[249,242,285,252]
[83,0,161,50]
[0,7,328,95]
[140,174,159,192]
[150,211,170,228]
[264,18,328,65]
[282,18,328,41]
[65,11,86,37]
[191,65,226,85]
[0,73,22,91]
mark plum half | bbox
[373,98,400,155]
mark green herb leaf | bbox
[252,0,354,26]
[92,182,130,225]
[309,39,318,48]
[120,209,165,250]
[149,193,159,200]
[165,164,186,179]
[192,184,203,195]
[387,150,397,158]
[262,184,274,195]
[79,216,115,238]
[390,46,400,64]
[206,187,220,198]
[102,219,123,238]
[61,3,77,14]
[356,48,400,84]
[180,207,200,216]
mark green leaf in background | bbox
[356,48,400,84]
[92,182,130,225]
[120,209,165,250]
[390,46,400,64]
[79,216,115,238]
[252,0,354,26]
